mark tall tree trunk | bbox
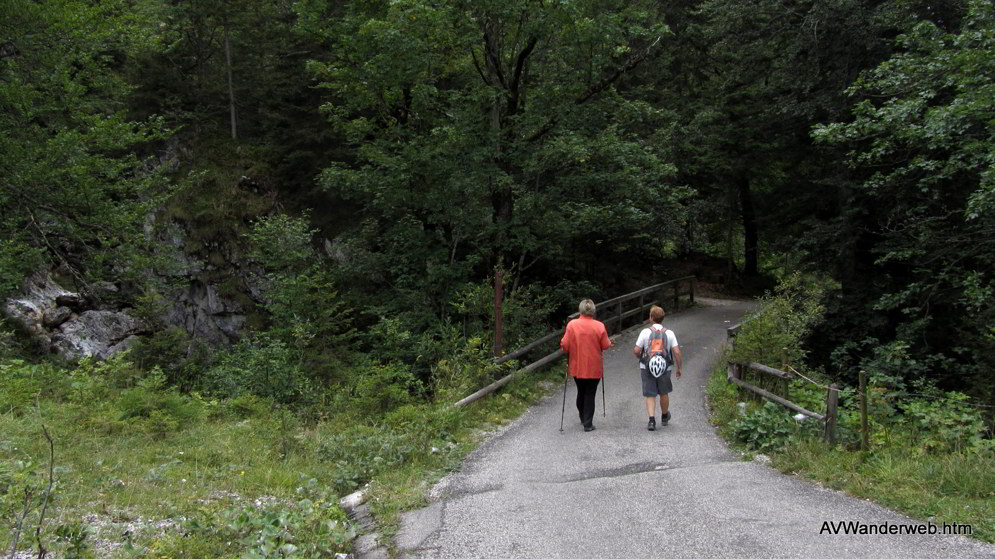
[494,265,504,357]
[223,12,237,140]
[739,174,758,276]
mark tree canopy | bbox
[1,0,992,402]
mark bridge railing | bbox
[454,276,697,408]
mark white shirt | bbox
[634,324,679,371]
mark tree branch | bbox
[34,425,55,559]
[507,36,538,114]
[482,21,507,88]
[527,35,663,142]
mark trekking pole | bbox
[602,372,606,417]
[559,367,569,432]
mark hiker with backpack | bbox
[633,305,683,431]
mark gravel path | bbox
[389,299,995,559]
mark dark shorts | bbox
[641,366,673,397]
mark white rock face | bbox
[51,310,142,359]
[3,274,142,359]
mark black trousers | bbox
[574,377,601,427]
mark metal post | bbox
[673,282,679,311]
[617,300,622,334]
[689,277,695,305]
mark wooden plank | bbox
[455,349,565,408]
[596,276,696,309]
[728,376,824,420]
[743,362,793,380]
[494,328,564,365]
[727,324,741,338]
[623,300,656,322]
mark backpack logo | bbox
[643,328,672,378]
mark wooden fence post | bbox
[494,268,504,357]
[859,371,869,451]
[825,384,839,446]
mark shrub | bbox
[347,360,422,415]
[317,425,416,493]
[0,359,66,415]
[127,326,211,390]
[730,272,833,369]
[430,337,506,403]
[116,370,203,437]
[184,479,354,558]
[899,392,991,453]
[449,278,559,348]
[223,393,273,419]
[203,334,315,406]
[730,402,800,452]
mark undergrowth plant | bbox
[708,275,995,543]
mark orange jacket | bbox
[560,315,612,379]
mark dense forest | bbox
[3,0,992,401]
[1,0,994,554]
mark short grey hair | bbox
[578,299,596,317]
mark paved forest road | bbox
[392,299,994,559]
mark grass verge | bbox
[0,357,564,558]
[705,361,995,544]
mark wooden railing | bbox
[727,361,840,444]
[454,276,697,408]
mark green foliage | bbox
[116,371,203,439]
[811,0,995,398]
[305,0,682,323]
[0,360,66,415]
[246,215,319,274]
[184,479,354,558]
[729,402,800,453]
[126,326,206,389]
[0,0,174,289]
[54,522,94,559]
[204,334,313,406]
[345,360,422,416]
[318,426,418,493]
[246,214,356,362]
[0,457,48,552]
[0,240,44,299]
[430,336,507,403]
[730,272,834,368]
[450,279,559,348]
[899,392,992,454]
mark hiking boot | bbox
[584,424,596,432]
[647,417,656,431]
[661,412,671,425]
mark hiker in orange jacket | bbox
[560,299,613,431]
